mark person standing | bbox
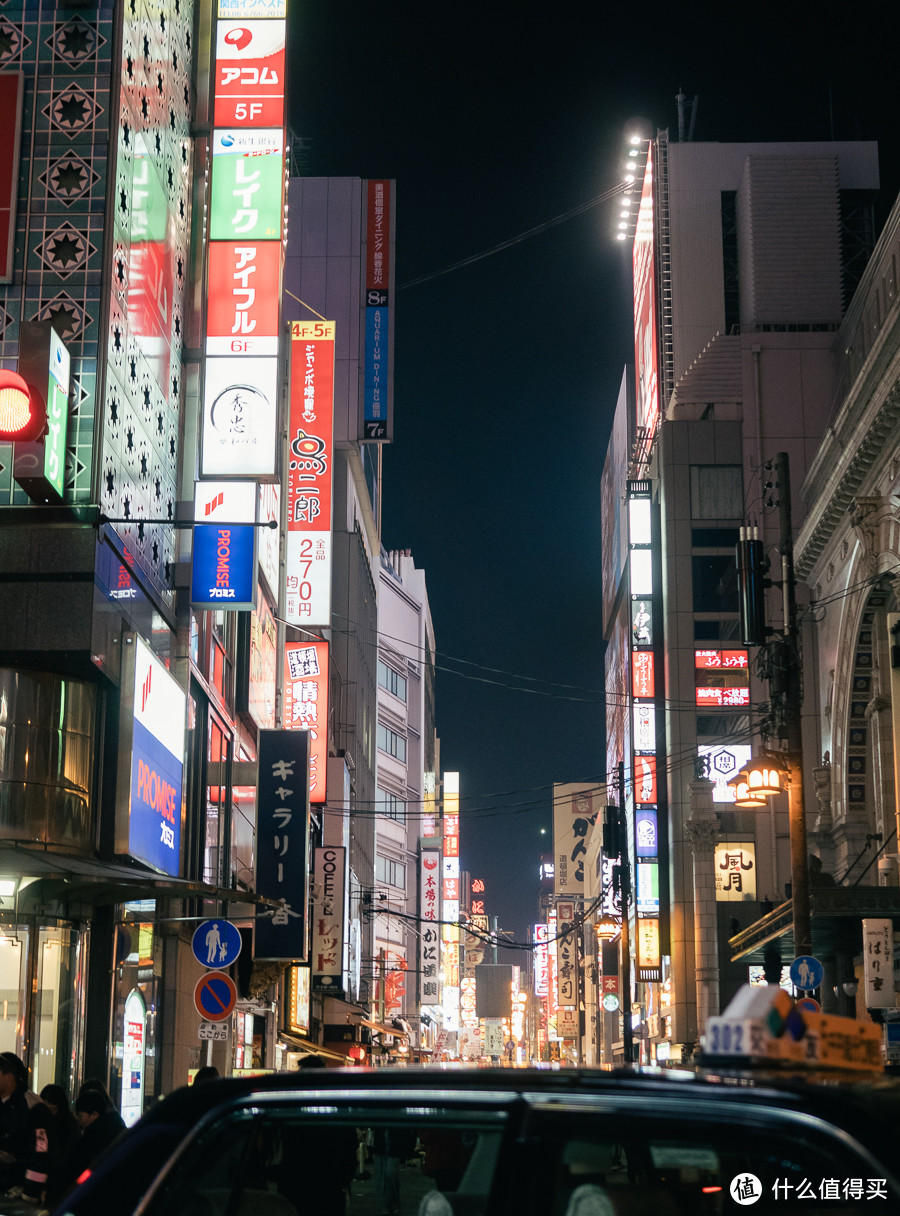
[0,1052,52,1200]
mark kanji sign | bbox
[254,729,310,960]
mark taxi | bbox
[49,990,900,1216]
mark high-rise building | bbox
[603,133,880,1062]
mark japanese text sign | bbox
[254,729,309,960]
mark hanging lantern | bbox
[741,756,784,798]
[727,774,767,808]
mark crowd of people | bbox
[0,1053,126,1209]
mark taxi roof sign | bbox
[702,983,883,1073]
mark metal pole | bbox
[618,761,635,1063]
[775,452,812,958]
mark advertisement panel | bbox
[553,783,599,895]
[363,179,391,439]
[0,74,23,282]
[254,729,310,960]
[534,924,549,997]
[633,146,658,439]
[214,20,285,127]
[200,356,278,477]
[285,321,335,626]
[312,845,346,988]
[128,636,185,875]
[283,640,329,804]
[556,901,577,1006]
[210,129,284,241]
[206,241,281,356]
[420,850,441,1008]
[714,843,756,901]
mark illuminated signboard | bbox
[694,649,750,707]
[200,355,278,477]
[636,917,660,969]
[219,0,286,17]
[534,924,549,997]
[633,145,658,442]
[285,322,335,626]
[635,807,658,858]
[636,860,659,914]
[420,850,441,1009]
[214,21,285,127]
[363,180,392,440]
[206,241,281,356]
[714,842,756,901]
[633,702,655,751]
[126,636,186,875]
[634,754,657,805]
[255,729,310,960]
[632,650,654,698]
[283,640,329,804]
[698,743,752,803]
[0,74,23,282]
[312,845,346,986]
[191,479,257,609]
[210,129,284,241]
[12,322,70,502]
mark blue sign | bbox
[790,955,824,991]
[194,971,237,1022]
[635,808,658,858]
[129,717,182,876]
[191,523,256,609]
[192,920,242,969]
[363,302,388,439]
[255,729,309,960]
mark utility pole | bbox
[773,452,812,959]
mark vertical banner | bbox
[283,639,329,803]
[312,845,346,990]
[0,74,23,282]
[362,180,392,440]
[633,144,658,441]
[863,918,895,1009]
[556,900,577,1007]
[285,321,335,626]
[553,784,598,895]
[255,729,309,960]
[420,850,441,1008]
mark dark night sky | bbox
[291,4,900,949]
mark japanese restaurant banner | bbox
[283,639,329,803]
[312,845,346,988]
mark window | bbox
[377,723,407,762]
[378,659,408,702]
[690,466,742,520]
[692,555,739,614]
[377,789,406,822]
[376,854,407,888]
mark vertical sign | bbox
[0,75,23,282]
[633,144,658,442]
[553,784,598,895]
[420,850,441,1009]
[255,729,309,960]
[714,843,757,901]
[556,900,577,1007]
[121,989,146,1128]
[285,321,335,626]
[191,480,258,608]
[362,179,392,440]
[534,924,549,997]
[442,772,460,1031]
[282,639,329,803]
[863,918,895,1009]
[312,845,346,989]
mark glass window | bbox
[32,926,86,1096]
[692,555,739,614]
[378,660,408,702]
[376,854,407,888]
[377,789,406,821]
[377,723,407,762]
[206,719,231,887]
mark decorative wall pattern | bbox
[0,0,194,614]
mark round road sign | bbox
[194,970,237,1022]
[795,996,821,1014]
[789,955,824,991]
[192,919,242,969]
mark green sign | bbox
[210,130,283,242]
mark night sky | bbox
[291,4,900,949]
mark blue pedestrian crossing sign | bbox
[790,955,824,991]
[192,919,242,969]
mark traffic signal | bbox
[0,369,44,442]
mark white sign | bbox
[194,480,257,523]
[312,846,346,986]
[201,356,278,476]
[863,918,895,1009]
[714,842,757,901]
[699,744,752,802]
[553,784,599,894]
[199,1021,229,1041]
[121,989,146,1127]
[557,1006,579,1038]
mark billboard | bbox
[283,640,329,803]
[206,241,282,356]
[285,322,335,626]
[420,850,441,1009]
[191,480,258,609]
[553,783,599,894]
[312,845,346,988]
[255,729,310,960]
[362,180,392,440]
[633,145,658,440]
[214,20,286,128]
[200,356,278,477]
[123,636,186,875]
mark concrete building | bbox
[603,133,880,1061]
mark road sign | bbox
[192,919,242,969]
[789,955,824,991]
[199,1021,229,1041]
[795,997,821,1014]
[194,971,237,1022]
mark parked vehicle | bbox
[45,1064,900,1216]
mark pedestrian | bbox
[372,1126,418,1216]
[39,1083,79,1190]
[0,1051,52,1201]
[193,1066,220,1084]
[47,1088,127,1204]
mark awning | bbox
[280,1033,354,1063]
[729,885,900,964]
[0,844,282,909]
[358,1018,409,1039]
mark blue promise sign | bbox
[191,522,256,609]
[128,636,185,875]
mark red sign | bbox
[635,755,657,805]
[696,687,751,707]
[194,971,237,1022]
[0,75,23,282]
[207,241,281,355]
[695,649,749,669]
[283,639,329,804]
[633,145,658,440]
[632,651,655,698]
[214,21,286,127]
